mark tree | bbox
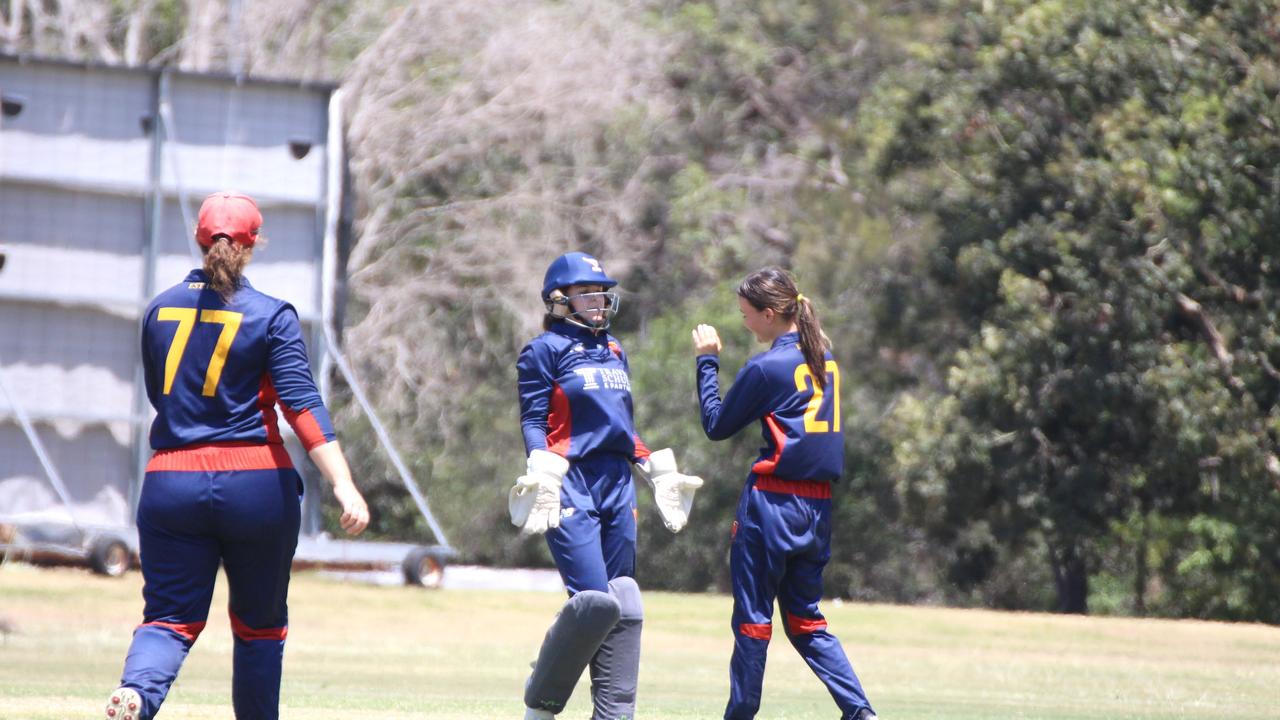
[871,0,1280,618]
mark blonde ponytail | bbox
[202,237,252,302]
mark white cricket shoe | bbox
[105,687,143,720]
[524,707,555,720]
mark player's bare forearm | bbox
[308,441,370,535]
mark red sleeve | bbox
[632,434,651,462]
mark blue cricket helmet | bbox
[541,252,617,300]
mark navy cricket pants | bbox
[725,474,873,720]
[119,467,301,720]
[545,453,637,594]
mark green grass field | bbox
[1,563,1277,719]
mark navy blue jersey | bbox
[696,332,843,481]
[141,269,334,451]
[517,322,649,461]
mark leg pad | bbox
[589,577,644,720]
[525,590,621,714]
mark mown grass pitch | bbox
[0,563,1277,719]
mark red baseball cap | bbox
[196,192,262,248]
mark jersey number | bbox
[157,307,244,396]
[793,360,840,433]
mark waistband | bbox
[569,451,635,466]
[147,442,294,473]
[754,474,832,499]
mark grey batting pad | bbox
[589,577,645,720]
[525,590,622,714]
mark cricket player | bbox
[692,267,878,720]
[510,251,703,720]
[104,192,369,720]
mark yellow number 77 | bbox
[157,307,244,396]
[793,360,841,433]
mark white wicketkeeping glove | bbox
[634,448,703,533]
[509,449,569,535]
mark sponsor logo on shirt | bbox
[576,367,600,390]
[574,367,631,392]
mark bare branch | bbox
[1193,259,1263,307]
[122,0,157,65]
[180,0,222,71]
[1174,292,1245,393]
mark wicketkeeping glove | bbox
[634,448,703,533]
[509,449,569,535]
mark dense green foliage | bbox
[325,0,944,593]
[20,0,1277,620]
[868,0,1280,619]
[330,0,1280,622]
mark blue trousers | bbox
[545,454,637,594]
[118,468,301,720]
[725,474,873,720]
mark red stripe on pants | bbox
[786,611,828,634]
[739,622,772,640]
[229,611,288,642]
[140,620,207,643]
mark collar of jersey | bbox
[550,321,608,343]
[770,331,800,349]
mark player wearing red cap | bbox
[103,192,369,720]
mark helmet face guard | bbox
[546,290,620,331]
[541,252,620,331]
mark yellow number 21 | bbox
[793,360,841,433]
[156,307,244,396]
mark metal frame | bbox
[0,54,453,577]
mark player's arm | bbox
[265,304,336,450]
[511,341,567,534]
[307,441,368,535]
[266,305,368,535]
[139,307,161,405]
[696,356,771,441]
[516,341,556,454]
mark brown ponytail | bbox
[202,237,253,302]
[737,267,830,389]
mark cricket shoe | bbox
[852,709,878,720]
[105,687,143,720]
[524,708,554,720]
